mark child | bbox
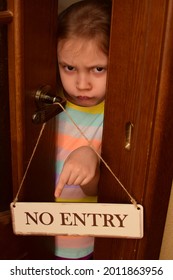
[54,0,111,259]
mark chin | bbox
[68,98,95,107]
[77,101,97,107]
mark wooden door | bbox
[2,0,173,261]
[94,0,173,259]
[0,0,58,260]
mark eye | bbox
[64,65,76,72]
[93,67,106,73]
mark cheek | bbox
[59,72,74,92]
[95,76,107,97]
[59,70,66,87]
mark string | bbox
[13,102,138,208]
[56,102,138,208]
[13,123,46,206]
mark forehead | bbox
[58,38,108,65]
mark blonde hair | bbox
[57,0,112,55]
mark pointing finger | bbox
[54,170,69,198]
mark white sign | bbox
[10,202,144,238]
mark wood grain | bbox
[95,0,173,260]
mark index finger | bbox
[54,175,66,198]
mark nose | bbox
[76,73,92,91]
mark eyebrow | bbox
[58,61,72,66]
[58,60,107,69]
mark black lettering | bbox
[103,214,116,227]
[87,213,102,226]
[60,212,72,226]
[114,214,128,227]
[25,212,38,225]
[73,213,86,226]
[39,212,54,225]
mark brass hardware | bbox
[125,122,134,150]
[35,85,63,106]
[32,85,66,124]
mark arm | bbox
[54,146,100,198]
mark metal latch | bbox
[32,85,66,124]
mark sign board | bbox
[11,202,144,238]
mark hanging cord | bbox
[13,101,138,208]
[55,102,138,208]
[13,123,46,206]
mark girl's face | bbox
[57,38,108,107]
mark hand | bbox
[54,146,99,197]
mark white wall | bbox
[159,181,173,259]
[58,0,82,14]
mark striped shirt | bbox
[55,100,104,259]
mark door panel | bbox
[94,0,173,259]
[7,0,58,259]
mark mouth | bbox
[77,96,92,101]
